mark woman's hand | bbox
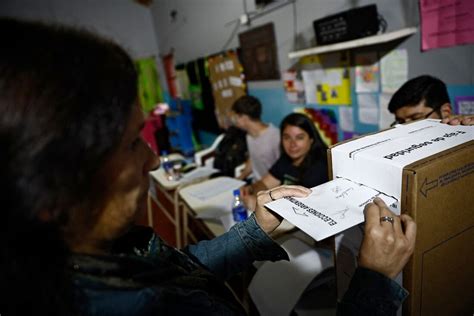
[253,185,311,234]
[358,198,417,279]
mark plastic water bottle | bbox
[232,189,248,222]
[161,150,173,179]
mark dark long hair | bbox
[0,18,137,315]
[280,113,328,175]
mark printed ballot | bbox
[265,178,397,241]
[265,119,474,241]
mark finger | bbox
[400,214,417,247]
[461,117,473,125]
[392,215,403,236]
[363,202,381,228]
[448,118,460,125]
[374,197,396,228]
[373,197,389,209]
[267,185,312,201]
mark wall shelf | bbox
[288,27,417,59]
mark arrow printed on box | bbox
[292,206,308,216]
[420,177,438,198]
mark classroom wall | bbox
[2,1,473,145]
[0,0,163,79]
[150,0,474,143]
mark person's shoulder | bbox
[267,123,280,133]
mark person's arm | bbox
[237,159,252,180]
[338,198,416,315]
[184,185,311,280]
[249,173,280,194]
[241,173,280,210]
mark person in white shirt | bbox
[231,95,280,181]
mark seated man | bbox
[388,75,452,125]
[231,95,280,181]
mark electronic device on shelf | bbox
[313,4,381,45]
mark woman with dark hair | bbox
[0,17,310,315]
[1,18,416,316]
[243,112,328,199]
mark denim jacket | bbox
[70,214,407,315]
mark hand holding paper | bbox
[255,185,311,234]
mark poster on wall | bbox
[283,70,305,104]
[357,93,378,125]
[355,52,380,93]
[420,0,474,51]
[135,56,163,113]
[455,96,474,115]
[300,52,351,105]
[380,49,408,93]
[208,52,246,128]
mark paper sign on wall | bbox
[381,49,408,93]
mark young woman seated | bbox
[242,113,329,210]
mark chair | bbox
[194,133,225,167]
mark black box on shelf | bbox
[313,4,379,45]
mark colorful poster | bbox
[455,96,474,115]
[135,57,163,113]
[283,70,305,104]
[381,49,408,93]
[207,52,246,128]
[300,53,351,105]
[420,0,474,51]
[355,52,380,93]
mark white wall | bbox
[0,0,159,60]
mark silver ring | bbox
[269,190,276,201]
[380,216,394,225]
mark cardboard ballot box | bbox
[328,120,474,316]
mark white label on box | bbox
[332,119,474,199]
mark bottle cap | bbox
[233,189,240,196]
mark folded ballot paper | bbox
[265,119,474,241]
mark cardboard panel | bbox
[420,227,474,315]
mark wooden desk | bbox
[146,155,220,247]
[146,154,184,247]
[178,177,245,246]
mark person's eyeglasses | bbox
[390,107,439,127]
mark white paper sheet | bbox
[326,69,342,86]
[381,49,408,93]
[181,166,218,182]
[186,177,245,201]
[302,69,323,104]
[228,76,242,87]
[265,178,398,241]
[221,89,233,98]
[248,238,333,316]
[339,106,354,132]
[378,93,395,129]
[357,93,379,124]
